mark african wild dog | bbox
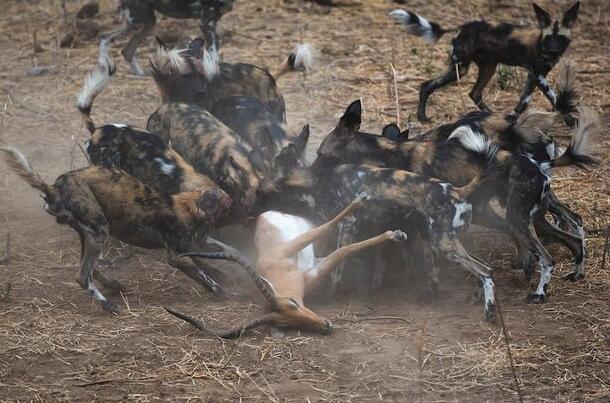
[150,42,286,122]
[210,95,310,171]
[313,100,599,303]
[150,41,314,123]
[146,102,261,217]
[390,2,580,121]
[102,0,234,75]
[166,193,407,337]
[76,52,222,198]
[256,132,504,321]
[0,148,233,312]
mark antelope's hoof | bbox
[527,293,545,304]
[563,271,584,282]
[389,230,407,241]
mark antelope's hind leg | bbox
[305,231,407,292]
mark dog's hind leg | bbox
[418,62,470,122]
[469,63,496,112]
[167,249,227,297]
[534,213,585,281]
[78,232,118,313]
[436,235,496,321]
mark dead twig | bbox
[495,289,524,403]
[0,233,10,265]
[0,283,11,302]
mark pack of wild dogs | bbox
[1,1,601,337]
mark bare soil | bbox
[0,0,608,401]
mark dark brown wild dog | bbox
[146,102,262,217]
[0,148,233,312]
[313,100,599,303]
[390,2,580,121]
[102,0,234,75]
[166,193,407,337]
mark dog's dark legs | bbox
[121,24,154,76]
[418,62,470,122]
[534,213,585,281]
[469,62,497,112]
[513,73,537,115]
[167,249,227,297]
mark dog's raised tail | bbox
[276,43,314,78]
[448,126,505,199]
[76,44,115,134]
[550,107,599,169]
[390,10,456,43]
[0,147,54,200]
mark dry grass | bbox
[0,0,609,401]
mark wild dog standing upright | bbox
[391,2,580,121]
[103,0,234,75]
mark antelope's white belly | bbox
[261,211,318,273]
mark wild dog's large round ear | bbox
[339,100,362,129]
[187,37,206,59]
[382,123,401,141]
[294,124,310,154]
[562,2,580,29]
[532,3,552,28]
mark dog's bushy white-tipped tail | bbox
[513,110,556,145]
[0,147,53,197]
[290,43,314,72]
[201,45,220,82]
[76,47,115,134]
[276,43,315,78]
[448,125,490,153]
[554,60,579,116]
[390,9,447,43]
[551,107,600,169]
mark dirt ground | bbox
[0,0,609,401]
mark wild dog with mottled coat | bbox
[210,95,310,171]
[166,193,407,337]
[150,41,313,123]
[391,2,580,121]
[76,54,223,198]
[102,0,234,75]
[0,148,233,312]
[254,133,505,321]
[147,102,310,217]
[313,100,599,303]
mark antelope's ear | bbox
[339,100,362,129]
[532,3,552,28]
[562,2,580,29]
[382,123,401,140]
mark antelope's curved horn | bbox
[179,251,277,308]
[165,307,276,339]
